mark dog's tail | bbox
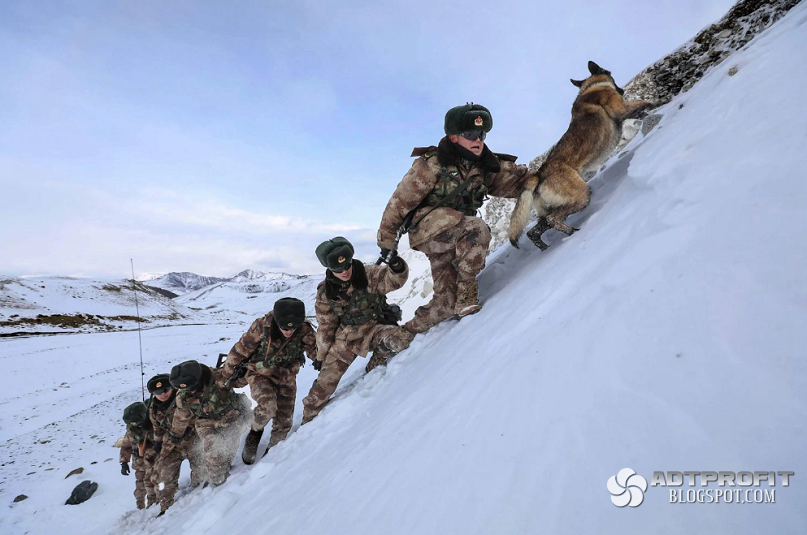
[508,174,540,248]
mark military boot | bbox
[366,342,394,373]
[241,428,264,465]
[454,279,482,318]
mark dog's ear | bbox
[570,78,584,88]
[588,61,609,75]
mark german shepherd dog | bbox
[509,61,655,249]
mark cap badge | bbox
[474,116,484,126]
[338,256,345,263]
[179,383,186,388]
[287,322,294,327]
[156,382,162,388]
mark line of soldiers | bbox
[118,102,534,513]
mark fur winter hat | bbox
[122,401,148,425]
[147,374,171,394]
[315,236,354,271]
[273,297,306,329]
[169,360,203,390]
[444,103,493,135]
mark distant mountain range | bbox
[139,269,306,295]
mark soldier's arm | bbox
[377,158,438,249]
[168,396,192,440]
[221,317,264,378]
[301,323,318,361]
[486,156,532,199]
[119,432,133,463]
[148,408,165,443]
[371,259,410,295]
[314,288,338,362]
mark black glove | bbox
[380,249,405,273]
[312,359,323,372]
[153,441,162,455]
[121,462,130,476]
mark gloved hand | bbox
[380,248,405,273]
[379,248,398,264]
[312,359,323,372]
[153,441,162,455]
[121,462,130,476]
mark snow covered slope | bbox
[2,3,807,534]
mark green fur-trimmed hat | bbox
[273,297,306,329]
[315,236,354,271]
[122,401,148,425]
[169,360,203,390]
[444,103,493,135]
[147,373,171,394]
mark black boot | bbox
[241,428,264,465]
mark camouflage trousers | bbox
[132,453,158,509]
[302,325,412,422]
[246,364,299,447]
[156,431,206,512]
[406,215,491,334]
[194,393,251,486]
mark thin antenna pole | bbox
[130,259,145,401]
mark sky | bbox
[0,0,737,279]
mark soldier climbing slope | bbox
[377,103,531,333]
[163,360,251,490]
[220,297,318,465]
[301,236,414,424]
[119,401,158,510]
[146,373,206,516]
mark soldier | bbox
[377,103,531,333]
[119,401,158,509]
[220,297,318,465]
[146,373,206,516]
[162,360,251,489]
[301,236,414,424]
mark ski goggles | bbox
[152,385,172,395]
[331,263,352,274]
[459,129,486,141]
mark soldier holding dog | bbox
[220,297,318,464]
[301,237,414,423]
[377,103,531,333]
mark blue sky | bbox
[0,0,736,278]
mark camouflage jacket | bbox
[221,312,317,382]
[148,396,184,444]
[315,260,408,360]
[169,364,237,439]
[119,422,154,463]
[378,136,530,250]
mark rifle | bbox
[216,352,248,388]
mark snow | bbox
[2,4,807,534]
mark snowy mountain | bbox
[2,1,807,534]
[0,276,190,336]
[144,272,230,295]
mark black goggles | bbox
[152,386,172,396]
[459,129,486,141]
[331,263,352,274]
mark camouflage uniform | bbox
[302,260,411,422]
[164,364,251,486]
[149,395,206,513]
[222,312,317,446]
[119,422,158,509]
[378,137,529,333]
